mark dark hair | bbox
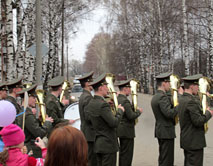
[156,80,163,87]
[80,81,86,88]
[51,85,61,92]
[45,126,88,166]
[184,82,191,89]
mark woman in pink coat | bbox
[0,124,46,166]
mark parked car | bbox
[71,84,83,100]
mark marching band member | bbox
[116,79,143,166]
[6,77,23,124]
[178,74,213,166]
[85,73,125,166]
[77,71,97,166]
[45,76,74,127]
[151,72,178,166]
[17,84,53,158]
[0,83,8,100]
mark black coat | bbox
[178,92,212,150]
[151,90,178,139]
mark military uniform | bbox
[116,79,141,166]
[20,107,52,157]
[78,71,96,166]
[85,73,124,166]
[45,92,68,127]
[45,76,69,127]
[178,75,212,166]
[17,84,53,158]
[151,72,178,166]
[6,77,23,125]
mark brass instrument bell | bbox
[105,73,118,113]
[36,89,46,124]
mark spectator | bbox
[0,124,46,166]
[45,125,88,166]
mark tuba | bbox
[130,79,140,124]
[170,74,180,124]
[198,77,210,133]
[105,73,118,114]
[36,89,46,124]
[60,81,69,102]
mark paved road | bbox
[132,93,213,166]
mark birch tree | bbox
[5,0,14,80]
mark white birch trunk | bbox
[6,0,14,81]
[208,0,213,78]
[16,0,25,78]
[182,0,190,75]
[157,0,163,73]
[23,0,35,82]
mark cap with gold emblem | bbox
[182,74,203,85]
[7,77,23,89]
[17,84,37,98]
[48,76,65,87]
[77,71,94,83]
[0,82,8,91]
[156,72,172,82]
[89,73,108,89]
[115,79,132,88]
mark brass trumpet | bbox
[36,89,46,124]
[105,73,118,114]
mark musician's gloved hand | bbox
[69,119,76,124]
[118,104,125,112]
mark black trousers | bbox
[158,138,174,166]
[96,153,117,166]
[184,149,203,166]
[88,141,97,166]
[119,138,134,166]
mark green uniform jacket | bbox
[79,89,95,142]
[45,93,68,127]
[178,92,212,150]
[151,90,178,139]
[6,96,22,124]
[18,107,52,157]
[85,95,124,154]
[117,94,141,138]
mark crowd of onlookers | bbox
[0,123,88,166]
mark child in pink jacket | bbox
[0,124,46,166]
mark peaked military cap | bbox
[17,84,37,98]
[0,82,8,91]
[182,74,203,85]
[48,76,65,87]
[115,79,132,88]
[7,77,23,89]
[77,71,94,82]
[156,72,172,82]
[89,73,108,88]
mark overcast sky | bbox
[68,8,107,62]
